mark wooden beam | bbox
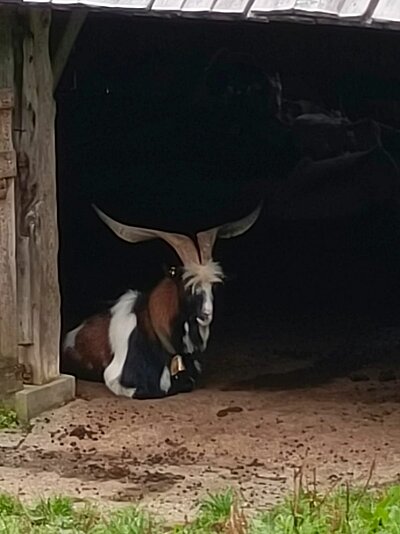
[52,10,87,91]
[0,11,23,399]
[14,8,61,385]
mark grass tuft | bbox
[171,488,237,533]
[0,493,24,516]
[251,483,400,534]
[91,507,161,534]
[0,479,399,533]
[0,408,19,430]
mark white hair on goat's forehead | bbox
[182,260,224,290]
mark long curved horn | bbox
[196,201,263,263]
[93,205,200,265]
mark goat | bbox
[62,203,262,399]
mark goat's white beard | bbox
[183,321,210,353]
[198,323,210,351]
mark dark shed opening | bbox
[56,14,400,390]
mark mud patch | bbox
[217,406,244,417]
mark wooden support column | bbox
[0,10,23,399]
[14,8,60,385]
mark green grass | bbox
[252,484,400,534]
[0,494,160,534]
[171,488,238,533]
[0,408,19,430]
[0,483,399,533]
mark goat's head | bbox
[166,260,224,353]
[93,202,262,353]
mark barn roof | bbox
[4,0,400,29]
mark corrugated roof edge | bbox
[1,0,399,30]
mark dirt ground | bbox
[1,317,400,523]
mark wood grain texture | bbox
[0,10,22,399]
[14,9,60,384]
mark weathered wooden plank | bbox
[212,0,250,13]
[250,0,316,13]
[250,0,374,16]
[14,9,60,385]
[81,0,151,8]
[51,0,79,4]
[0,102,15,183]
[373,0,400,22]
[340,0,371,18]
[294,0,342,15]
[249,0,293,13]
[152,0,185,11]
[0,357,23,398]
[181,0,215,12]
[0,151,17,180]
[0,110,13,153]
[17,236,33,344]
[0,89,14,109]
[0,10,22,400]
[0,176,17,353]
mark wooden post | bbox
[14,8,60,385]
[0,10,23,399]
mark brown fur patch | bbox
[136,307,157,341]
[62,314,113,379]
[147,277,180,341]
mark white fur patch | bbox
[197,283,214,324]
[183,322,195,354]
[198,324,210,351]
[63,324,84,351]
[104,290,138,398]
[160,366,171,393]
[194,359,202,374]
[182,260,224,291]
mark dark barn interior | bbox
[55,14,400,390]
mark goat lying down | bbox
[62,203,262,399]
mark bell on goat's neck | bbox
[170,355,186,376]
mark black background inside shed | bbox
[55,14,400,381]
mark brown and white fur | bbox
[62,204,262,399]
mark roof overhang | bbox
[2,0,400,30]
